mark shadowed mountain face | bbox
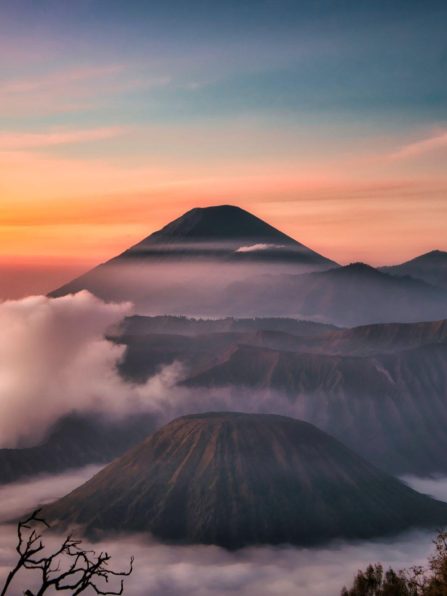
[381,250,447,289]
[42,413,447,548]
[49,206,336,314]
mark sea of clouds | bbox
[0,468,446,596]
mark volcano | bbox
[53,205,335,267]
[49,206,336,313]
[42,413,447,548]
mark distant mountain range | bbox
[49,205,447,325]
[42,413,447,548]
[1,316,447,484]
[119,315,447,475]
[225,262,447,325]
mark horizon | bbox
[1,201,445,299]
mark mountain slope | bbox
[42,413,447,548]
[381,250,447,288]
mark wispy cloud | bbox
[390,130,447,160]
[0,127,129,151]
[236,243,287,253]
[0,65,123,95]
[0,64,170,115]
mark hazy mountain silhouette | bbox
[42,413,447,548]
[226,262,447,325]
[381,250,447,289]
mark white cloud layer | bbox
[1,471,447,596]
[0,291,183,448]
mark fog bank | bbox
[1,472,447,596]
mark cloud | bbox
[235,243,287,253]
[1,470,447,596]
[0,65,123,115]
[401,475,447,503]
[0,288,313,447]
[390,130,447,160]
[0,64,170,116]
[0,291,183,448]
[0,65,123,95]
[0,127,129,151]
[0,465,103,523]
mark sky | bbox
[1,0,447,297]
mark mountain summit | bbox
[42,412,447,548]
[119,204,329,261]
[381,249,447,289]
[131,205,297,246]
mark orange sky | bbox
[1,141,446,252]
[1,136,447,299]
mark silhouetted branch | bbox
[0,510,133,595]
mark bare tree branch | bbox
[0,511,133,596]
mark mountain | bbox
[2,316,446,485]
[184,342,447,474]
[225,262,447,325]
[0,413,156,484]
[48,207,446,323]
[49,206,336,314]
[123,205,323,258]
[381,250,447,289]
[116,315,447,474]
[42,413,447,548]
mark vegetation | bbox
[341,530,447,595]
[0,510,133,596]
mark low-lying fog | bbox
[0,468,446,596]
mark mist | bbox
[49,257,447,325]
[1,472,447,596]
[0,291,183,448]
[0,288,324,450]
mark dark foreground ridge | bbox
[42,412,447,548]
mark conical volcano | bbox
[49,205,335,314]
[130,205,298,246]
[42,413,447,548]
